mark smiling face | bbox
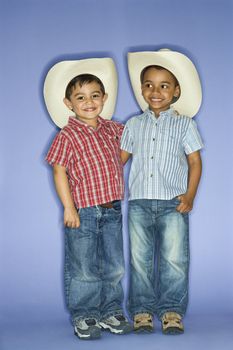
[141,67,180,116]
[63,81,108,127]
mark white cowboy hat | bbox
[43,57,118,128]
[128,49,202,117]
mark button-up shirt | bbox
[46,116,124,208]
[121,108,203,200]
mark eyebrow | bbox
[143,80,172,84]
[73,90,102,97]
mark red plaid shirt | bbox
[46,116,124,208]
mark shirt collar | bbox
[145,107,177,122]
[68,115,105,131]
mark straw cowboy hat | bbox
[43,57,118,128]
[128,48,202,117]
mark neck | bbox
[150,107,171,118]
[75,116,99,129]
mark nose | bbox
[152,85,160,94]
[85,97,94,105]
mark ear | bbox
[174,85,180,98]
[63,97,73,110]
[141,84,144,96]
[103,93,108,104]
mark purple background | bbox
[1,0,233,349]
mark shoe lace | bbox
[135,313,152,325]
[115,315,126,322]
[85,319,97,326]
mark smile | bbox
[83,107,96,112]
[150,98,163,102]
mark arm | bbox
[176,150,202,213]
[121,150,132,165]
[53,164,80,228]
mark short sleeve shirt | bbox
[46,116,124,208]
[121,108,203,200]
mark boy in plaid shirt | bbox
[44,58,131,340]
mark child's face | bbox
[141,67,180,116]
[63,81,107,125]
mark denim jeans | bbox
[128,198,189,319]
[64,201,125,322]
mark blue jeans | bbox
[128,198,189,319]
[64,201,125,322]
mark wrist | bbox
[185,191,195,200]
[64,205,76,210]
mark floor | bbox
[1,313,233,350]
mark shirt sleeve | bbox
[115,121,124,140]
[183,119,204,155]
[45,132,73,168]
[120,123,134,153]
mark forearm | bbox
[53,164,75,209]
[53,164,80,228]
[186,152,202,200]
[176,151,202,213]
[121,150,132,164]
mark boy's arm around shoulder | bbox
[119,121,133,165]
[176,150,202,213]
[121,150,132,165]
[53,164,80,228]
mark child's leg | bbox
[156,197,189,320]
[64,206,102,323]
[128,199,157,317]
[99,200,125,319]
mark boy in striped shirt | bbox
[44,58,131,340]
[121,49,203,334]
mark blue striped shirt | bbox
[121,108,203,200]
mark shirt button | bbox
[153,138,155,141]
[151,156,153,159]
[150,174,153,177]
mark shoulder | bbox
[125,111,146,128]
[55,124,80,147]
[103,119,124,134]
[171,113,193,131]
[173,113,191,123]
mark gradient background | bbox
[1,0,232,349]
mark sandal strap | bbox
[134,313,152,326]
[162,312,183,329]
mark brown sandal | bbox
[161,312,184,334]
[134,313,154,333]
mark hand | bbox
[176,194,194,213]
[64,207,80,228]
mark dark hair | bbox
[140,65,179,86]
[65,73,105,100]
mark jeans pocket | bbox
[111,200,122,213]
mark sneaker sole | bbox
[162,327,184,335]
[134,326,154,334]
[99,322,131,334]
[74,329,101,340]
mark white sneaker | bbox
[74,318,101,340]
[99,314,132,334]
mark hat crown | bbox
[127,49,202,117]
[44,57,118,128]
[158,48,171,52]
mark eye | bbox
[77,96,85,101]
[161,84,169,89]
[92,93,101,99]
[143,83,153,89]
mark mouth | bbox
[83,107,96,112]
[150,97,163,103]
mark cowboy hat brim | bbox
[43,57,117,128]
[128,49,202,117]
